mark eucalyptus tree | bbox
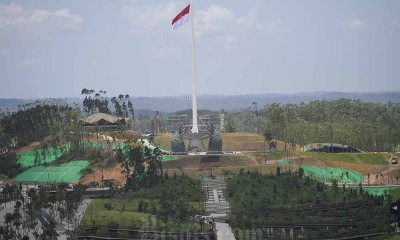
[81,88,111,115]
[262,99,400,151]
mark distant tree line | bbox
[224,99,400,152]
[263,99,400,152]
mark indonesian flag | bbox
[171,4,190,30]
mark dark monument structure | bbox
[171,122,223,153]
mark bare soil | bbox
[78,163,126,186]
[15,141,41,154]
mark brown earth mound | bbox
[78,163,126,186]
[15,141,41,154]
[222,132,300,151]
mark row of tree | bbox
[263,99,400,151]
[81,88,134,119]
[217,98,400,152]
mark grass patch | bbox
[81,175,206,231]
[81,198,157,227]
[161,155,178,161]
[301,152,392,165]
[154,132,277,152]
[222,132,264,151]
[355,153,389,165]
[300,152,357,163]
[389,188,400,200]
[370,233,400,240]
[153,134,173,151]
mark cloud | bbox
[122,2,235,37]
[0,2,83,39]
[20,58,40,68]
[195,5,235,36]
[263,19,291,33]
[237,2,290,33]
[344,19,369,30]
[122,2,289,36]
[237,2,263,29]
[122,1,179,33]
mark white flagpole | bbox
[190,1,199,133]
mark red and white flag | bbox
[171,4,190,30]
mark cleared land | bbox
[11,132,400,190]
[153,132,298,152]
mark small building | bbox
[304,143,362,153]
[82,113,131,131]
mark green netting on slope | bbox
[17,141,107,168]
[161,155,178,161]
[363,188,390,196]
[300,166,364,183]
[112,143,128,149]
[17,145,71,168]
[112,142,130,155]
[277,160,295,165]
[14,160,89,183]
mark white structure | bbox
[190,1,199,133]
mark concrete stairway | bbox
[202,178,230,215]
[188,139,206,152]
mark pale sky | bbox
[0,0,399,98]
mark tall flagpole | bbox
[190,1,199,133]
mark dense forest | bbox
[263,99,400,152]
[222,99,400,152]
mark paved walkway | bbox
[57,199,92,240]
[203,178,230,215]
[215,222,236,240]
[202,177,236,240]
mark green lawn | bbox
[81,198,204,230]
[81,198,157,227]
[355,153,388,165]
[300,152,393,165]
[81,175,206,231]
[370,233,400,240]
[301,152,357,163]
[153,134,174,151]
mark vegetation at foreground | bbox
[370,233,400,240]
[0,183,87,240]
[79,174,207,233]
[227,169,394,239]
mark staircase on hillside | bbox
[188,139,206,152]
[202,178,231,215]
